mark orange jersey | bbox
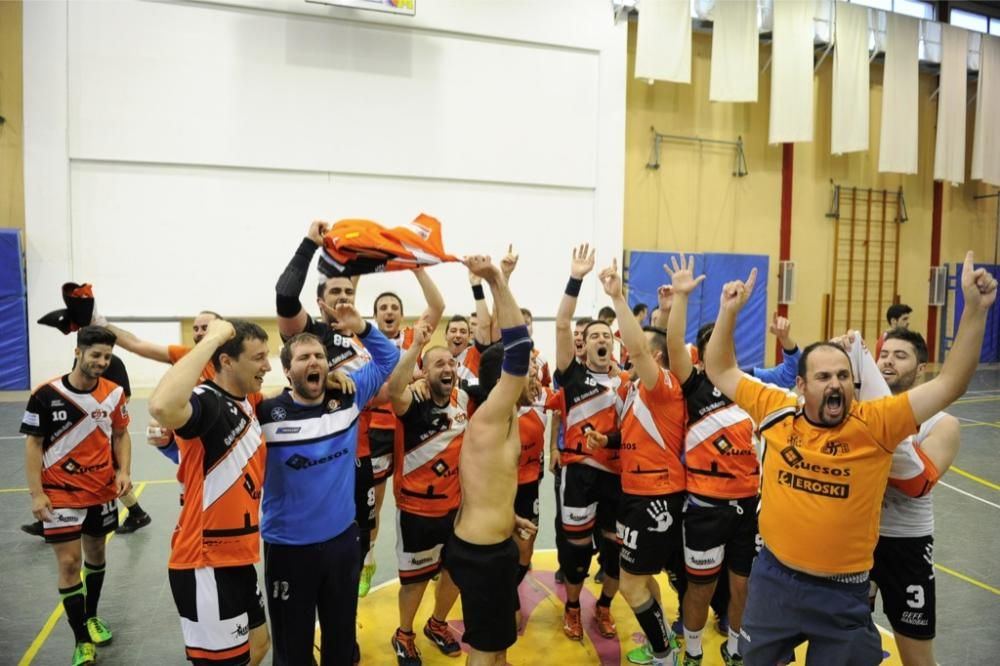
[369,327,415,432]
[532,348,552,387]
[21,376,129,508]
[393,388,469,517]
[517,387,554,484]
[319,214,460,276]
[619,368,687,495]
[455,345,481,386]
[167,345,217,382]
[735,376,918,574]
[554,359,628,474]
[681,370,759,499]
[169,383,266,570]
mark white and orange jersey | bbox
[517,386,554,484]
[553,359,629,474]
[393,388,470,517]
[619,367,687,495]
[20,376,129,508]
[681,370,759,499]
[454,345,481,387]
[532,348,552,387]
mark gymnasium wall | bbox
[0,1,24,234]
[22,0,626,387]
[625,27,999,363]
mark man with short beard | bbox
[257,303,399,666]
[704,252,996,665]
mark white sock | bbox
[682,626,703,656]
[364,547,375,567]
[728,627,740,655]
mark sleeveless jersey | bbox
[553,359,628,474]
[880,412,947,538]
[619,367,687,495]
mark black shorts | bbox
[395,509,457,584]
[616,492,684,576]
[514,481,540,526]
[682,494,759,583]
[445,535,519,653]
[871,535,936,639]
[43,500,118,543]
[354,456,375,530]
[559,463,621,539]
[169,565,266,665]
[369,428,395,483]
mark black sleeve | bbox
[275,238,319,318]
[19,392,48,437]
[681,367,702,398]
[105,355,132,398]
[175,390,222,440]
[553,358,582,388]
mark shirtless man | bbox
[447,255,537,666]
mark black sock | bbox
[517,564,530,584]
[129,502,146,517]
[60,582,89,643]
[598,592,614,608]
[82,561,106,619]
[633,596,670,654]
[566,600,580,610]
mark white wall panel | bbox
[68,0,600,188]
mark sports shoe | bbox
[21,521,43,537]
[682,651,703,666]
[422,617,460,657]
[391,628,421,666]
[115,511,151,534]
[721,642,744,666]
[72,641,96,665]
[358,562,376,597]
[563,605,583,640]
[594,604,617,638]
[627,643,655,665]
[627,639,681,666]
[85,616,112,646]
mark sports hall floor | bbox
[1,367,999,665]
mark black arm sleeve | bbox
[275,238,319,317]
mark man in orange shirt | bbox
[150,319,272,666]
[22,326,132,666]
[704,252,996,665]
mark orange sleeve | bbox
[167,345,189,364]
[888,445,940,497]
[113,392,130,429]
[859,392,919,452]
[734,375,798,425]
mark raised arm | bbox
[555,244,595,372]
[465,255,530,423]
[751,313,800,388]
[329,302,401,406]
[651,285,673,331]
[470,270,493,346]
[492,244,519,344]
[664,255,705,384]
[600,259,658,390]
[413,267,445,331]
[907,252,997,423]
[149,319,235,429]
[704,268,758,400]
[387,321,432,416]
[103,324,172,364]
[275,221,326,338]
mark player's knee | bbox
[558,540,593,585]
[617,572,649,607]
[598,535,620,580]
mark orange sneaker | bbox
[563,606,583,641]
[423,617,461,657]
[594,604,617,639]
[390,628,421,666]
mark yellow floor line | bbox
[935,563,1000,597]
[954,396,1000,405]
[17,482,148,666]
[950,466,1000,492]
[0,479,176,494]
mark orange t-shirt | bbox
[619,368,687,495]
[167,345,216,382]
[735,376,918,574]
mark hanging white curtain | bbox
[832,2,870,154]
[878,13,919,174]
[933,25,969,184]
[769,0,816,143]
[635,0,692,84]
[972,35,1000,187]
[709,0,759,102]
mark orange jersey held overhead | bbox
[319,213,460,277]
[619,367,687,495]
[167,345,217,382]
[682,370,759,499]
[393,388,470,517]
[169,384,266,570]
[518,387,554,485]
[735,376,918,575]
[21,376,129,507]
[553,359,629,474]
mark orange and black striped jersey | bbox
[393,388,469,517]
[167,345,217,382]
[681,370,759,499]
[735,376,918,574]
[553,359,628,474]
[21,376,129,508]
[169,383,266,570]
[517,387,554,485]
[619,368,687,495]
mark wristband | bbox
[565,277,583,297]
[472,284,485,301]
